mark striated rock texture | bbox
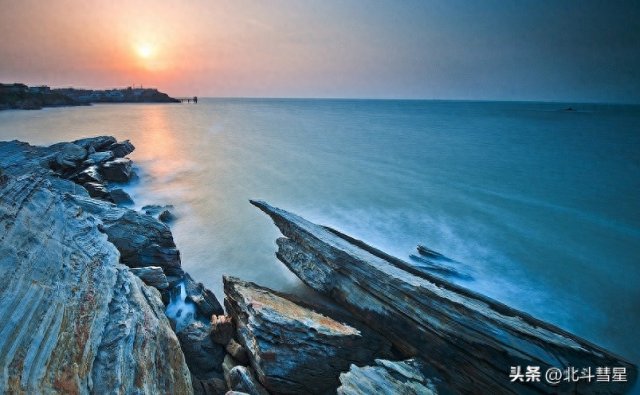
[337,359,450,395]
[223,276,389,395]
[251,200,638,395]
[0,173,192,394]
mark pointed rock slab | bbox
[250,200,637,395]
[337,359,450,395]
[223,276,388,395]
[0,174,192,394]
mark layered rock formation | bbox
[251,200,638,394]
[337,359,450,395]
[0,137,224,394]
[0,173,192,393]
[223,276,390,394]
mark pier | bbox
[177,96,198,103]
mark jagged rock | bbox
[109,188,134,205]
[225,391,250,395]
[0,173,192,394]
[337,359,450,395]
[73,135,117,152]
[224,276,388,395]
[227,366,269,395]
[177,321,226,380]
[210,315,235,345]
[69,165,103,184]
[71,194,184,276]
[185,273,225,317]
[84,150,114,166]
[226,339,249,365]
[53,142,87,168]
[129,266,170,290]
[84,181,110,199]
[100,158,133,182]
[109,139,136,158]
[251,200,638,394]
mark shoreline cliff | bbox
[0,136,636,394]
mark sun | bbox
[136,43,154,59]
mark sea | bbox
[0,98,638,367]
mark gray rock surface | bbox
[130,266,170,290]
[224,276,388,395]
[109,188,134,205]
[0,172,192,394]
[337,359,449,395]
[226,366,269,395]
[54,142,87,168]
[251,200,638,395]
[108,139,135,158]
[100,157,133,182]
[185,273,225,317]
[177,321,226,380]
[84,150,114,166]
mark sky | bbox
[0,0,639,102]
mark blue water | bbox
[0,99,638,367]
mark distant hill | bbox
[0,83,180,110]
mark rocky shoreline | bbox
[0,83,179,110]
[0,136,636,394]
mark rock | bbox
[143,204,176,222]
[222,354,239,387]
[227,366,269,395]
[224,276,388,395]
[210,315,235,345]
[100,158,133,182]
[159,209,175,223]
[71,194,184,276]
[73,135,117,152]
[53,142,87,168]
[225,391,250,395]
[251,200,638,394]
[337,359,450,395]
[185,273,225,318]
[108,139,136,158]
[84,181,110,199]
[226,339,249,365]
[192,375,227,395]
[0,173,192,394]
[177,321,226,380]
[129,266,170,290]
[84,150,114,166]
[69,165,103,184]
[109,188,134,205]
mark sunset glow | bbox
[136,43,154,59]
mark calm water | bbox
[0,99,638,365]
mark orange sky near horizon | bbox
[1,0,639,102]
[1,0,343,96]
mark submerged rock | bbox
[223,276,389,395]
[0,173,192,394]
[251,200,638,394]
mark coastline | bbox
[0,136,636,394]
